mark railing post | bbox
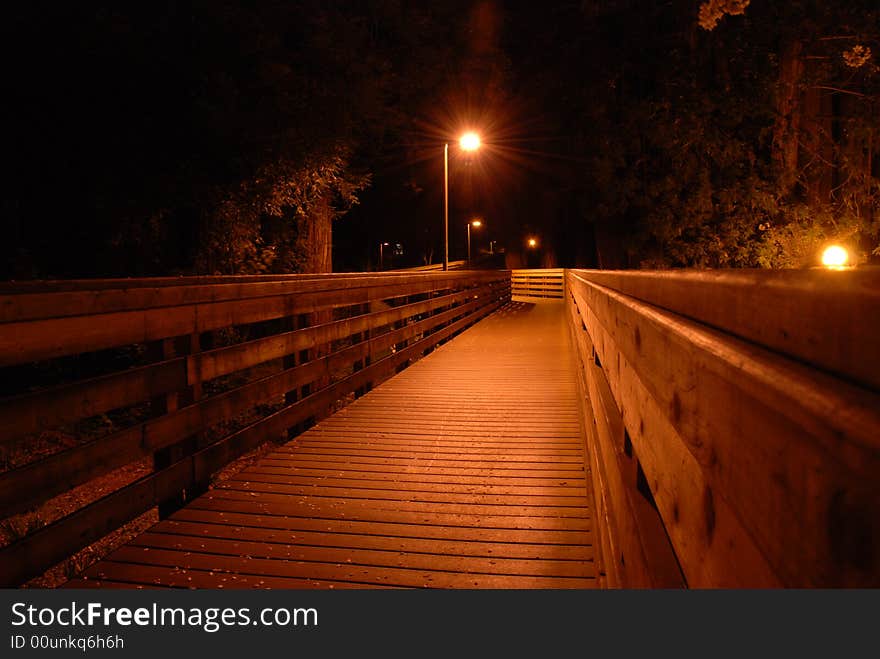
[296,312,316,432]
[354,302,373,398]
[312,307,333,422]
[394,295,411,373]
[149,331,204,518]
[282,313,299,440]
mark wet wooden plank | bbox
[83,547,595,589]
[126,533,594,577]
[196,490,592,521]
[223,473,588,497]
[139,519,593,560]
[168,508,592,546]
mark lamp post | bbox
[467,219,482,267]
[443,143,448,271]
[443,132,481,270]
[379,242,389,270]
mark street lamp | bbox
[467,219,482,267]
[379,242,389,270]
[527,237,538,248]
[444,132,481,270]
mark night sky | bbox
[4,1,879,278]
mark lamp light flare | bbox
[459,132,481,151]
[527,238,538,248]
[821,245,849,269]
[471,219,482,227]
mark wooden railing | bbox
[566,268,880,587]
[511,269,564,300]
[399,260,467,272]
[0,271,510,586]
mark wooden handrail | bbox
[0,271,510,586]
[565,268,880,587]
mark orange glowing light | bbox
[471,219,482,227]
[527,238,538,248]
[821,245,849,269]
[459,132,481,151]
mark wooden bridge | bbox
[0,268,877,588]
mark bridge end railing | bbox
[511,269,565,301]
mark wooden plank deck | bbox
[67,300,598,589]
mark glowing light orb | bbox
[821,245,849,269]
[459,132,481,151]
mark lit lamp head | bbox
[471,219,482,228]
[459,132,481,152]
[527,238,538,248]
[821,244,849,270]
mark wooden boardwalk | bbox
[68,301,597,589]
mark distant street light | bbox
[821,244,849,270]
[379,242,390,270]
[527,237,538,248]
[443,132,482,271]
[467,219,483,267]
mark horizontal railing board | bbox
[397,260,467,272]
[0,273,379,294]
[0,282,503,441]
[569,273,880,471]
[0,358,187,443]
[0,271,501,321]
[189,283,500,384]
[0,274,505,366]
[569,268,880,392]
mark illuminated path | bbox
[68,301,598,589]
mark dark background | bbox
[3,1,879,278]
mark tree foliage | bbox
[507,0,880,268]
[4,1,471,278]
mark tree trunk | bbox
[772,40,803,191]
[296,193,333,273]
